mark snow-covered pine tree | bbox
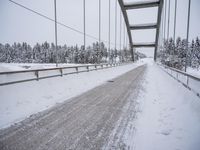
[194,37,200,68]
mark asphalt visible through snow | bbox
[0,65,146,150]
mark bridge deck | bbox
[0,65,146,150]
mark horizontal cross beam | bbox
[132,42,155,48]
[124,0,160,10]
[130,23,157,30]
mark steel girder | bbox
[118,0,163,61]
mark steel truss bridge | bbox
[9,0,191,64]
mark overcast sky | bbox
[0,0,200,57]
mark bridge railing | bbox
[0,62,127,86]
[159,64,200,97]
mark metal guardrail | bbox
[158,64,200,97]
[0,63,129,86]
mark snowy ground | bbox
[0,58,200,150]
[0,63,85,72]
[0,60,145,129]
[116,58,200,150]
[0,63,145,150]
[187,67,200,78]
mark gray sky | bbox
[0,0,200,57]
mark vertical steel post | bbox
[163,0,167,41]
[123,22,125,62]
[83,0,86,52]
[160,6,164,49]
[54,0,58,67]
[154,0,164,61]
[115,0,117,62]
[126,34,128,50]
[99,0,101,64]
[124,22,126,48]
[167,0,170,42]
[161,0,164,44]
[173,0,177,43]
[119,11,122,62]
[123,22,125,49]
[173,0,177,56]
[185,0,191,72]
[108,0,111,62]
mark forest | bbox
[0,42,133,64]
[158,36,200,70]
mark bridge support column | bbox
[154,0,164,61]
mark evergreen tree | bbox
[0,41,133,64]
[194,37,200,67]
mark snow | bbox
[0,61,145,129]
[160,65,200,96]
[123,58,200,150]
[187,67,200,78]
[1,58,200,150]
[0,63,85,72]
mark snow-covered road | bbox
[0,61,145,129]
[0,58,200,150]
[0,64,146,150]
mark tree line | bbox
[158,37,200,70]
[0,42,133,64]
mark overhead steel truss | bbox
[118,0,163,61]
